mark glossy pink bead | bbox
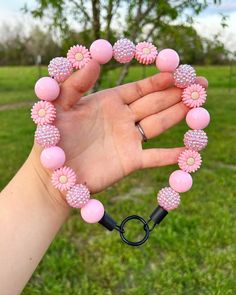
[169,170,193,193]
[40,146,66,170]
[90,39,113,64]
[34,77,60,101]
[80,199,105,223]
[155,48,180,72]
[186,107,210,129]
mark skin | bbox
[0,59,208,294]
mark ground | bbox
[0,65,235,295]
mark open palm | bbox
[34,60,207,194]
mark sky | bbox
[0,0,236,50]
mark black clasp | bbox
[98,206,168,247]
[119,215,150,246]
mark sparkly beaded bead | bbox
[35,125,60,148]
[173,64,196,88]
[184,129,208,151]
[113,38,135,63]
[157,187,180,211]
[48,57,73,83]
[66,184,90,208]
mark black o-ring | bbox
[119,215,150,246]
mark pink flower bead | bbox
[80,199,105,223]
[178,149,202,173]
[34,77,60,102]
[184,129,208,151]
[186,107,210,130]
[48,57,73,83]
[155,48,180,72]
[90,39,113,64]
[35,125,60,148]
[169,170,193,193]
[182,83,207,108]
[66,184,90,208]
[51,166,77,192]
[157,187,180,211]
[31,101,56,125]
[173,64,196,88]
[40,146,66,170]
[135,41,157,64]
[113,38,135,63]
[67,45,91,69]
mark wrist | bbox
[28,144,71,214]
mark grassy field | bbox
[0,66,236,295]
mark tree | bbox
[24,0,222,86]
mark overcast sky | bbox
[0,0,236,50]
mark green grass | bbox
[0,66,236,294]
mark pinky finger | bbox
[141,147,185,169]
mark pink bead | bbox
[157,187,180,211]
[113,38,135,63]
[156,48,180,72]
[34,77,60,101]
[48,57,73,83]
[40,146,66,170]
[169,170,193,193]
[184,129,208,151]
[66,184,90,208]
[35,125,60,148]
[186,107,210,130]
[90,39,113,64]
[80,199,105,223]
[173,64,196,88]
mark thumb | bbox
[57,59,101,110]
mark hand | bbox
[32,60,208,196]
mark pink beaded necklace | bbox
[31,38,210,246]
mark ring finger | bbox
[137,101,189,140]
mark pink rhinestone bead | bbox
[66,184,90,208]
[169,170,193,193]
[157,187,180,211]
[173,64,196,88]
[81,199,105,223]
[155,48,180,72]
[34,77,60,102]
[113,38,135,63]
[90,39,113,64]
[184,129,208,151]
[35,125,60,148]
[178,149,202,173]
[186,107,210,130]
[40,146,66,170]
[48,57,73,83]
